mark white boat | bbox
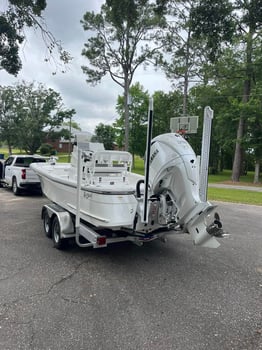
[31,131,223,249]
[32,137,142,229]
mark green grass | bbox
[133,155,144,175]
[208,187,262,205]
[208,169,258,184]
[208,170,234,183]
[56,154,70,163]
[0,147,22,156]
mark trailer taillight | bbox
[21,169,26,179]
[97,236,106,246]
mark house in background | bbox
[45,126,93,153]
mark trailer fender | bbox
[42,204,75,236]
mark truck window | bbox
[31,158,46,164]
[15,157,46,167]
[15,158,25,167]
[4,157,14,166]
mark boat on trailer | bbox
[31,103,223,250]
[33,138,144,230]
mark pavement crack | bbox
[47,260,87,295]
[0,261,88,313]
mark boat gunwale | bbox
[32,164,137,196]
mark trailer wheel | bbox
[43,209,52,238]
[52,216,67,250]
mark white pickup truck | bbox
[0,155,46,195]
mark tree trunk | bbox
[232,31,253,182]
[182,30,190,117]
[6,136,12,155]
[231,93,247,182]
[253,159,260,184]
[8,143,12,156]
[183,72,189,117]
[124,83,129,152]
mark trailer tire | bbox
[52,216,67,250]
[43,209,52,238]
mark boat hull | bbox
[33,163,138,229]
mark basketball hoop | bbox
[176,129,187,137]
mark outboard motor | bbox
[148,133,221,248]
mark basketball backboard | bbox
[170,116,199,134]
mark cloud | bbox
[0,0,171,133]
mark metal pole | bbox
[142,97,153,223]
[68,116,72,163]
[199,106,213,201]
[75,148,81,244]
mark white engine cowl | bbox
[148,133,220,248]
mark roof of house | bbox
[48,126,93,143]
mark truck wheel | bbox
[43,209,52,238]
[52,216,67,250]
[12,177,20,195]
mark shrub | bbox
[40,143,54,155]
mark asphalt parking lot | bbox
[0,187,261,350]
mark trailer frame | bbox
[41,202,168,250]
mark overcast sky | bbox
[1,0,172,132]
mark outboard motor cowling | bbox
[148,133,221,248]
